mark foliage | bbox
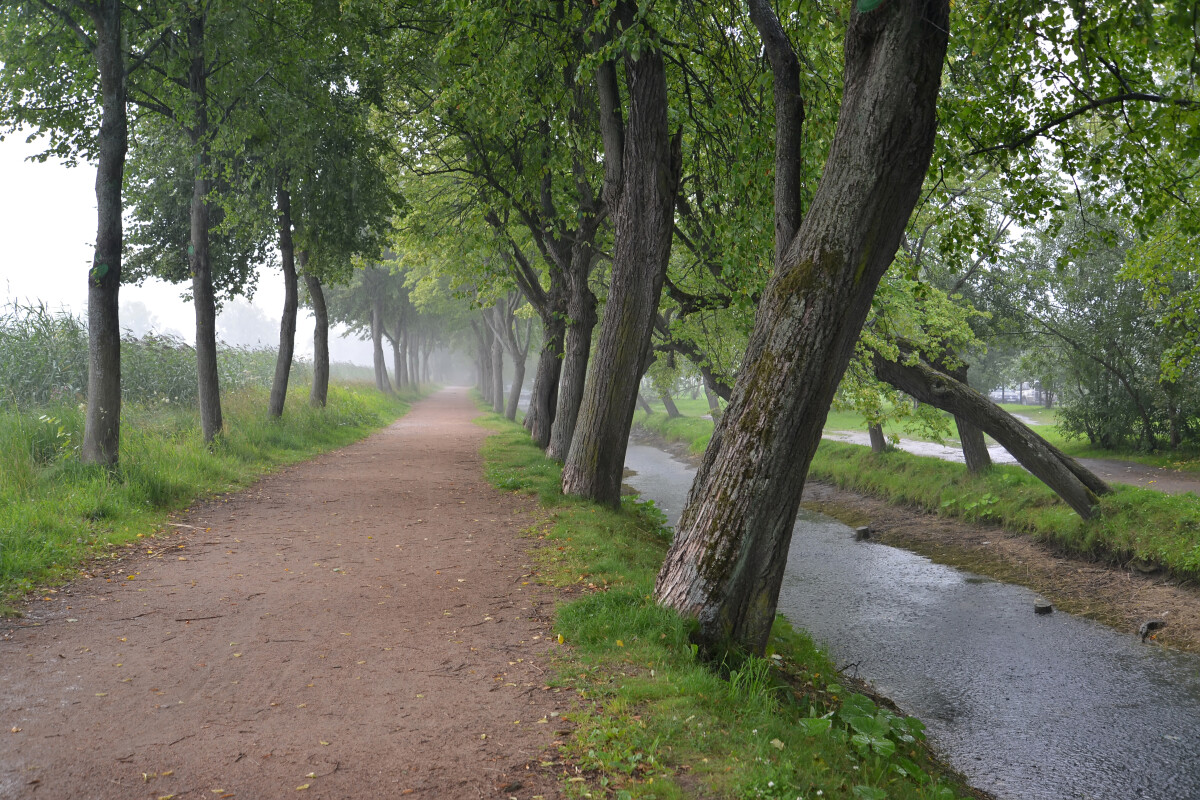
[0,302,303,409]
[478,410,969,800]
[0,382,419,611]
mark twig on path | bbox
[167,734,194,747]
[166,522,202,530]
[174,615,223,622]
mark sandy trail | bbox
[1,388,565,800]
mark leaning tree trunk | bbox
[637,393,653,414]
[304,267,329,408]
[868,423,888,454]
[491,334,504,414]
[656,0,950,659]
[81,0,127,467]
[187,14,222,442]
[661,391,681,419]
[546,282,596,461]
[560,22,680,504]
[268,185,298,418]
[873,351,1108,518]
[704,384,721,422]
[525,318,564,446]
[371,297,392,394]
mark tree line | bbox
[6,0,1199,659]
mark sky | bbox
[0,133,375,365]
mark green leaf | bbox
[856,0,886,12]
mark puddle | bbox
[624,443,1200,800]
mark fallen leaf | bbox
[319,741,330,746]
[770,738,785,750]
[296,784,310,791]
[9,727,21,733]
[95,693,108,697]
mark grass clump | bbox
[808,441,1200,581]
[478,412,971,800]
[0,383,420,610]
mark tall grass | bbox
[0,301,309,407]
[0,383,418,610]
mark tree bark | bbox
[873,351,1109,517]
[268,185,298,418]
[394,315,409,390]
[561,13,681,504]
[938,362,991,473]
[868,423,888,454]
[409,329,420,387]
[636,393,653,414]
[187,11,222,442]
[304,266,329,408]
[655,0,951,659]
[525,318,564,446]
[81,0,127,467]
[661,391,681,418]
[704,384,722,422]
[371,296,392,394]
[491,332,504,414]
[546,278,596,461]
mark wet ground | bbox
[624,443,1200,800]
[824,430,1200,496]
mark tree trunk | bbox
[187,12,222,442]
[940,362,990,473]
[506,352,524,421]
[394,319,409,390]
[390,332,403,390]
[491,334,504,414]
[268,185,298,418]
[655,0,950,659]
[304,266,329,408]
[525,318,564,446]
[957,417,992,474]
[661,391,681,418]
[868,423,888,454]
[637,393,653,414]
[477,321,494,405]
[704,385,721,422]
[81,0,127,467]
[560,20,680,504]
[546,283,596,461]
[409,329,420,387]
[371,297,392,394]
[873,350,1109,516]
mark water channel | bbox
[623,443,1200,800]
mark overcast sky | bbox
[0,133,374,365]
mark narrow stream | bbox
[623,443,1200,800]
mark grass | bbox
[478,411,974,800]
[635,408,1200,582]
[0,383,422,611]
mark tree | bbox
[1,0,130,464]
[559,0,682,505]
[655,0,951,659]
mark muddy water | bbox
[624,444,1200,800]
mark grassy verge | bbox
[636,409,1200,581]
[0,383,423,610]
[478,412,974,800]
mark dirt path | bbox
[1,389,566,800]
